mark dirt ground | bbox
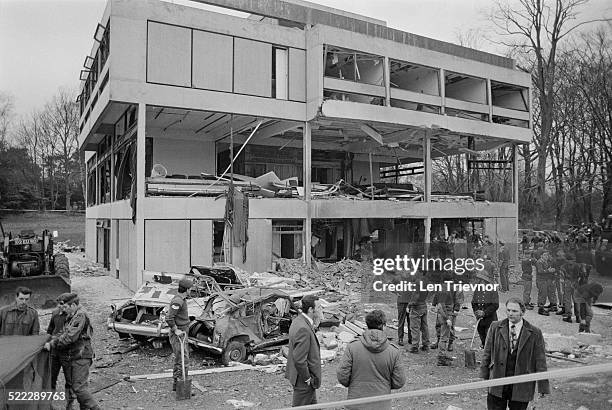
[34,252,612,410]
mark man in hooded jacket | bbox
[336,310,405,410]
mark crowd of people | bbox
[1,234,606,410]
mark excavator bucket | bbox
[0,275,71,309]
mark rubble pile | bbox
[272,257,372,322]
[53,240,84,254]
[273,258,369,294]
[73,259,108,277]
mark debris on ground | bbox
[226,399,258,408]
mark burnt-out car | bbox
[107,265,245,342]
[187,288,318,364]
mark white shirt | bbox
[301,312,314,328]
[509,319,523,349]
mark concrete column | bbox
[487,78,493,122]
[424,217,431,259]
[439,68,445,114]
[303,121,312,268]
[423,130,432,202]
[512,144,519,204]
[135,103,146,288]
[384,56,391,107]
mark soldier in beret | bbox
[44,293,99,410]
[167,277,193,392]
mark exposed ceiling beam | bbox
[207,115,255,140]
[360,124,383,145]
[254,120,301,140]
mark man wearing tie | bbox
[481,297,550,410]
[286,294,323,406]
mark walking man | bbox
[481,298,550,410]
[559,253,582,323]
[44,293,100,410]
[286,295,323,406]
[574,282,603,333]
[336,310,405,410]
[0,286,40,335]
[167,277,193,392]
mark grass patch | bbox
[0,211,86,246]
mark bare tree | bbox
[0,92,14,144]
[490,0,610,225]
[44,88,80,210]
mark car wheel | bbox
[222,340,247,365]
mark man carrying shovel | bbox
[167,277,193,394]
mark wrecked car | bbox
[107,265,245,342]
[187,287,318,365]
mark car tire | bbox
[222,340,247,365]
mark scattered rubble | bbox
[226,399,258,408]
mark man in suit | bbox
[480,297,550,410]
[286,294,323,406]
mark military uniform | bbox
[521,257,535,307]
[167,279,192,388]
[431,286,463,352]
[0,302,40,335]
[535,256,557,314]
[560,259,583,322]
[47,307,70,393]
[49,305,98,410]
[551,255,566,311]
[498,245,510,292]
[471,279,499,347]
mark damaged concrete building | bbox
[79,0,530,290]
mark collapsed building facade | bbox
[79,0,530,290]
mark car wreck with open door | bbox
[107,265,245,342]
[188,287,318,365]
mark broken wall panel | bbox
[147,22,191,87]
[234,38,272,97]
[192,30,233,92]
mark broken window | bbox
[213,221,225,263]
[390,99,440,114]
[445,71,487,104]
[490,81,530,128]
[323,90,385,106]
[324,46,383,85]
[272,221,303,259]
[86,156,97,207]
[389,60,439,95]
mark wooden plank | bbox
[126,364,279,381]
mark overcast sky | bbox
[1,0,610,119]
